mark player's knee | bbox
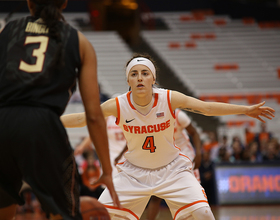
[191,206,215,220]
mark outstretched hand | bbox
[90,174,122,208]
[246,101,275,123]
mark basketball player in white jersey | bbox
[61,54,275,220]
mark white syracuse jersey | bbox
[174,109,195,161]
[116,88,180,169]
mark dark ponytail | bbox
[32,0,66,69]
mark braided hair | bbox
[31,0,66,69]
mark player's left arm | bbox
[185,123,201,169]
[114,145,128,165]
[60,112,86,128]
[171,91,275,123]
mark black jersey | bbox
[0,16,81,115]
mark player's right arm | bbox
[60,112,86,128]
[60,97,118,127]
[101,98,118,118]
[77,31,120,208]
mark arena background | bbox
[0,0,279,219]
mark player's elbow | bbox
[202,103,213,116]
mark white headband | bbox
[126,57,156,79]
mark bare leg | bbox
[191,207,215,220]
[146,196,162,220]
[0,204,17,220]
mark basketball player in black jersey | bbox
[0,0,120,219]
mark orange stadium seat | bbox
[246,94,262,104]
[273,93,280,103]
[214,64,239,70]
[180,15,193,21]
[230,94,246,100]
[214,18,227,26]
[204,33,216,39]
[192,14,205,21]
[168,42,180,49]
[185,41,197,48]
[227,120,255,127]
[190,33,216,40]
[190,33,202,40]
[264,93,274,99]
[258,21,280,29]
[242,17,255,25]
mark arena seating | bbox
[83,31,132,96]
[65,29,132,145]
[141,11,280,139]
[63,13,133,144]
[1,12,278,141]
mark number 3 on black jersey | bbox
[19,36,49,73]
[142,136,156,153]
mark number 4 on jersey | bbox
[142,136,156,153]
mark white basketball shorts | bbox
[98,154,209,220]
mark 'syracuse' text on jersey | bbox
[0,16,81,115]
[116,88,180,169]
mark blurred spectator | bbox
[232,135,245,148]
[262,139,280,161]
[246,141,263,163]
[219,135,231,152]
[271,138,280,158]
[231,139,244,162]
[203,131,219,161]
[215,146,234,163]
[218,135,233,156]
[245,125,255,146]
[255,123,272,153]
[199,150,217,205]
